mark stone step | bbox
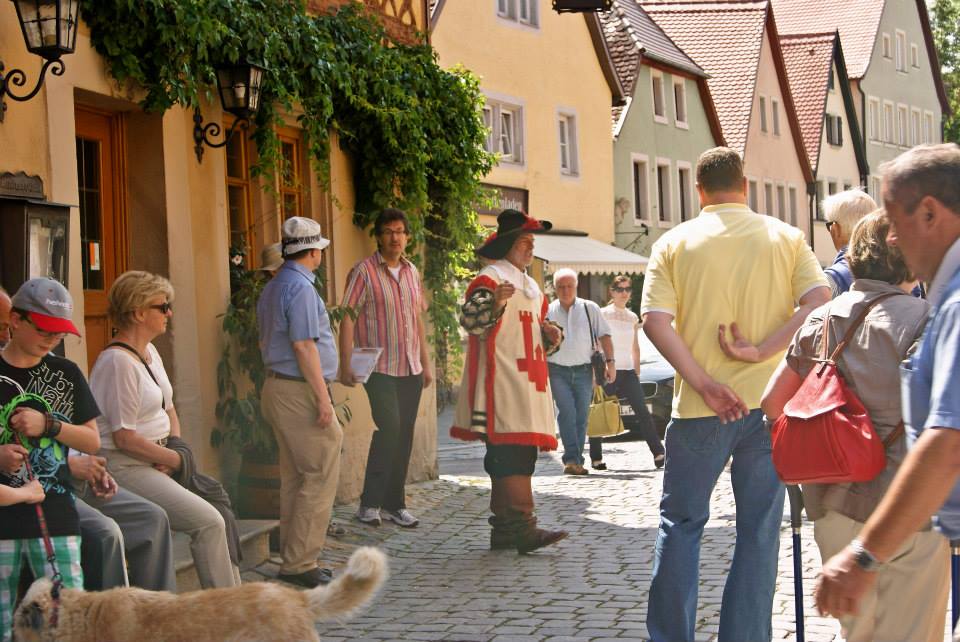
[173,519,277,593]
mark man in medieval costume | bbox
[451,209,568,554]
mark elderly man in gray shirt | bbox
[257,216,341,589]
[546,269,615,475]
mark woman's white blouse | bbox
[601,304,639,372]
[90,342,174,448]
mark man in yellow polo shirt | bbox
[641,147,829,642]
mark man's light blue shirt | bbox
[257,260,338,381]
[546,298,610,366]
[903,238,960,538]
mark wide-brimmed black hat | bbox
[477,209,552,260]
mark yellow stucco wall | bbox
[0,5,436,501]
[431,1,615,242]
[743,29,809,239]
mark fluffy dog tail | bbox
[307,547,388,622]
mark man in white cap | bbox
[257,216,341,588]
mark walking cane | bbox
[952,539,960,632]
[787,485,805,642]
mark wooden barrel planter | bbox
[237,450,281,519]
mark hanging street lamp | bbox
[193,61,266,162]
[1,0,80,121]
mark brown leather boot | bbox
[499,475,568,554]
[488,477,515,550]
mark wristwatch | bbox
[605,358,615,363]
[849,538,882,572]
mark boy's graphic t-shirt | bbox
[0,354,100,539]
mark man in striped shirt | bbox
[340,208,432,529]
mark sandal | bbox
[327,521,347,536]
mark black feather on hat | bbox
[477,209,552,260]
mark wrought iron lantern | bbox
[1,0,80,121]
[193,61,266,162]
[552,0,613,13]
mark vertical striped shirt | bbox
[343,251,425,376]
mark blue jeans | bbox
[647,409,784,642]
[548,363,594,465]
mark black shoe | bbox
[278,567,333,588]
[591,461,607,471]
[654,454,665,469]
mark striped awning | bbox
[534,233,649,275]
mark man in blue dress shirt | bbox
[257,216,341,588]
[814,144,960,626]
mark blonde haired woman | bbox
[89,271,239,588]
[592,275,665,469]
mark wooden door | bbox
[75,108,125,368]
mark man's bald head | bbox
[0,287,11,348]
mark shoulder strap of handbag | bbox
[817,293,906,450]
[819,292,904,363]
[107,342,165,410]
[584,300,598,347]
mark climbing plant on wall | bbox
[80,0,494,398]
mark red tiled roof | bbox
[769,0,883,79]
[642,1,768,154]
[779,32,835,172]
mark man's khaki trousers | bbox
[261,377,343,574]
[815,510,949,642]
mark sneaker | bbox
[563,463,589,476]
[277,567,333,588]
[382,508,419,528]
[355,506,382,527]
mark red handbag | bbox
[771,293,905,485]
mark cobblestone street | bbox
[245,415,858,642]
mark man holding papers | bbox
[340,208,432,529]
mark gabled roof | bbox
[779,32,868,178]
[770,0,950,113]
[601,0,723,143]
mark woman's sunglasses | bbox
[611,286,632,293]
[149,302,173,314]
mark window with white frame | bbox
[772,98,781,136]
[776,184,786,220]
[759,95,768,133]
[843,182,852,191]
[868,98,880,142]
[483,98,524,164]
[871,176,881,200]
[788,186,798,226]
[911,43,920,68]
[656,160,672,224]
[497,0,538,27]
[558,112,579,176]
[882,33,892,59]
[632,156,650,222]
[764,181,774,215]
[673,79,687,126]
[677,163,692,221]
[828,180,838,196]
[897,105,908,146]
[924,112,935,144]
[652,71,667,122]
[828,68,835,91]
[895,30,907,72]
[816,181,825,219]
[748,179,759,211]
[884,102,895,143]
[825,114,843,146]
[911,108,922,146]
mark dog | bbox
[14,546,387,642]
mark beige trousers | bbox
[261,377,343,574]
[104,448,240,588]
[814,510,949,642]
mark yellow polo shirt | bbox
[640,204,827,419]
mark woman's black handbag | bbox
[584,304,606,383]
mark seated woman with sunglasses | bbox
[89,271,239,589]
[591,276,665,470]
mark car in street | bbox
[619,330,674,439]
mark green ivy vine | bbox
[79,0,494,421]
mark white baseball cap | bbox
[281,217,330,257]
